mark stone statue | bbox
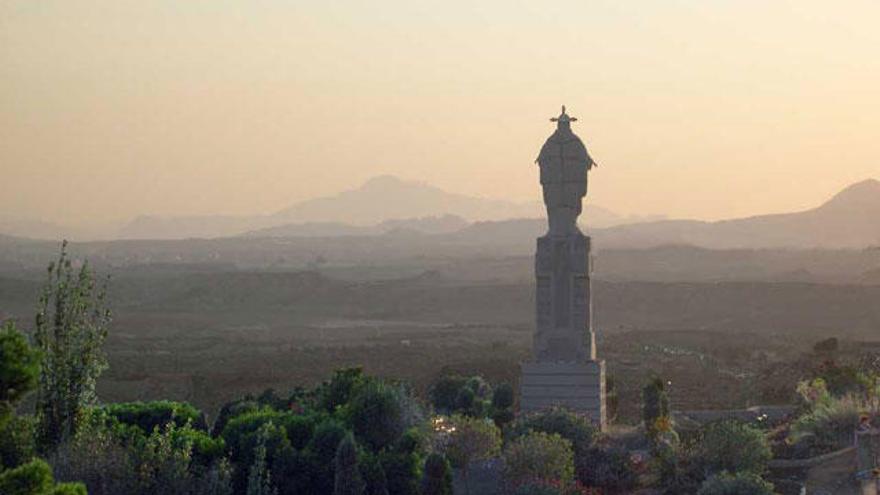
[521,105,606,429]
[536,106,596,237]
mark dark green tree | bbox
[0,321,41,430]
[34,243,111,452]
[246,424,278,495]
[334,434,365,495]
[697,471,775,495]
[348,381,405,451]
[420,453,452,495]
[697,420,772,476]
[0,458,86,495]
[642,376,670,435]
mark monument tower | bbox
[520,106,606,429]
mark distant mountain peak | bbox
[820,178,880,211]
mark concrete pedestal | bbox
[520,360,607,429]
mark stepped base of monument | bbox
[520,360,606,430]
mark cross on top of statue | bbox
[550,105,578,125]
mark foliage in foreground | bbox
[35,243,111,452]
[696,471,776,495]
[502,430,575,490]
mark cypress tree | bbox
[334,433,365,495]
[420,453,453,495]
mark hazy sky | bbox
[2,0,879,226]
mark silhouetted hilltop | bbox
[272,175,541,225]
[596,178,880,249]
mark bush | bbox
[502,431,574,489]
[212,399,261,437]
[378,449,421,495]
[429,373,468,414]
[512,480,563,495]
[429,373,492,417]
[814,361,872,398]
[420,453,452,495]
[0,458,54,495]
[698,420,771,475]
[319,368,369,413]
[643,377,670,436]
[49,414,138,495]
[697,471,775,495]
[360,451,390,495]
[444,415,501,494]
[0,414,37,470]
[491,383,514,410]
[348,381,407,452]
[220,409,289,467]
[576,446,638,494]
[334,434,365,495]
[0,458,87,495]
[510,407,596,458]
[0,321,41,429]
[790,395,862,454]
[102,401,207,434]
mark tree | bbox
[0,321,41,429]
[697,421,772,476]
[0,458,87,495]
[697,471,775,495]
[510,407,596,459]
[421,453,453,495]
[247,425,278,495]
[35,243,111,452]
[576,447,638,494]
[444,415,501,494]
[334,434,365,495]
[490,383,515,429]
[502,431,574,490]
[348,381,406,451]
[642,377,670,437]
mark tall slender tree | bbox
[334,433,365,495]
[34,242,111,452]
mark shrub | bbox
[444,415,501,494]
[49,413,138,495]
[502,431,575,489]
[491,383,514,410]
[643,377,670,437]
[429,373,492,417]
[0,458,88,495]
[378,449,421,495]
[698,420,771,475]
[212,399,261,437]
[790,395,862,453]
[0,414,37,470]
[334,434,365,495]
[0,458,54,495]
[429,373,468,414]
[420,453,452,495]
[512,480,563,495]
[348,381,406,451]
[697,471,775,495]
[360,451,390,495]
[220,409,289,468]
[510,407,596,458]
[319,368,369,413]
[279,413,322,450]
[576,446,638,494]
[0,321,41,429]
[102,401,207,434]
[814,361,872,398]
